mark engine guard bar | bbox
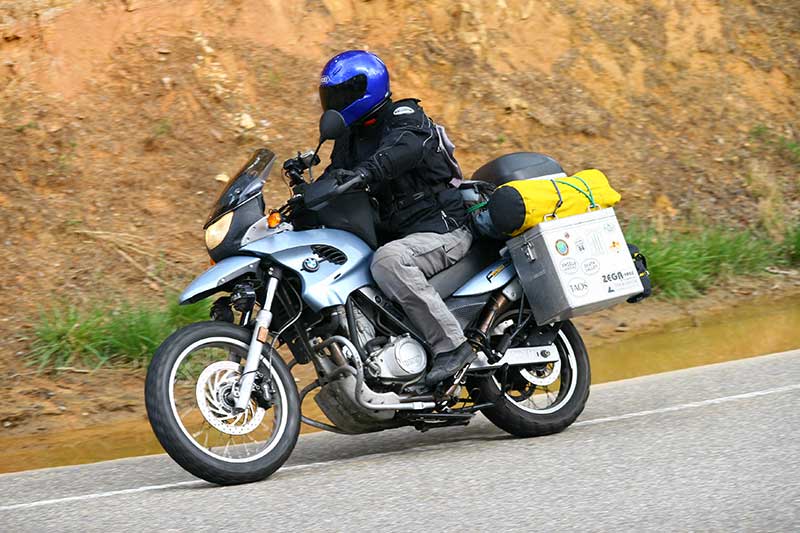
[314,336,436,411]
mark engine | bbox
[349,301,427,384]
[313,301,429,434]
[364,334,427,383]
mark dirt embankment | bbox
[0,0,798,434]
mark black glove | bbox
[325,168,354,185]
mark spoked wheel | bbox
[145,321,300,485]
[472,310,590,437]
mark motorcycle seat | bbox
[429,238,504,299]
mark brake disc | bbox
[519,358,561,387]
[195,361,265,435]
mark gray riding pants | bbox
[370,226,473,354]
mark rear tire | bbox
[475,320,590,437]
[145,321,300,485]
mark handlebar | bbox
[283,150,321,186]
[281,149,367,213]
[300,150,321,169]
[336,175,365,194]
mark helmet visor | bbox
[319,74,368,112]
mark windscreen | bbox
[205,148,276,227]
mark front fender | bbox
[179,255,260,304]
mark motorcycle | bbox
[145,110,591,485]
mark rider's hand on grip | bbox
[328,168,362,185]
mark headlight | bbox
[204,211,233,250]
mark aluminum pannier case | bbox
[506,207,643,325]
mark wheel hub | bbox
[195,361,265,435]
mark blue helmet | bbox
[319,50,391,126]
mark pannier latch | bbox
[524,241,536,262]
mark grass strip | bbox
[29,298,210,371]
[624,221,798,299]
[787,224,800,265]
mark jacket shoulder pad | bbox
[386,98,425,126]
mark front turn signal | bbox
[267,211,282,228]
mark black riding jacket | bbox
[326,98,467,240]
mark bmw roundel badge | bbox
[302,257,320,272]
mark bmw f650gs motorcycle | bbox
[145,111,590,485]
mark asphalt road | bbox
[2,350,799,532]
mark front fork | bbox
[234,268,281,412]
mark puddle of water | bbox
[2,296,798,474]
[0,366,326,474]
[0,419,164,473]
[590,295,800,383]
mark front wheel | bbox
[473,318,590,438]
[145,321,300,485]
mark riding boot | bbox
[424,342,476,387]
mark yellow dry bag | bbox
[487,169,621,236]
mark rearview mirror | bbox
[319,110,347,142]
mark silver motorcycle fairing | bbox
[179,256,261,304]
[451,256,517,297]
[241,228,373,311]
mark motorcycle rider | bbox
[317,50,475,388]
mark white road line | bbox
[0,480,205,512]
[572,383,800,427]
[2,382,799,513]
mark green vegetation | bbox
[750,124,800,168]
[29,298,210,371]
[14,121,39,132]
[787,224,800,264]
[624,221,800,299]
[780,136,800,165]
[152,118,173,137]
[57,153,72,173]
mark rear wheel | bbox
[145,321,300,485]
[474,313,590,437]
